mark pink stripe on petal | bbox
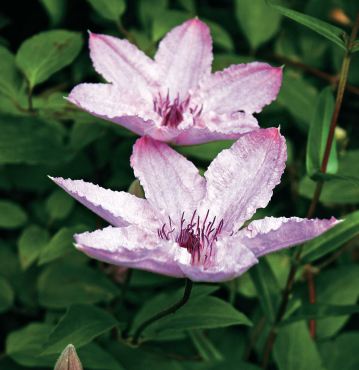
[201,128,287,232]
[131,137,206,221]
[75,226,185,278]
[155,18,212,99]
[197,62,282,115]
[238,216,338,257]
[50,177,159,230]
[89,33,158,101]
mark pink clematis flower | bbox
[68,18,282,145]
[50,128,337,282]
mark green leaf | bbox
[139,296,252,340]
[315,265,359,339]
[42,304,118,355]
[0,115,72,165]
[301,210,359,262]
[189,330,223,362]
[269,2,347,50]
[16,30,82,89]
[38,225,87,265]
[79,343,125,370]
[6,323,56,367]
[18,225,49,269]
[249,257,280,323]
[235,0,282,50]
[0,200,27,229]
[0,276,14,313]
[205,19,234,51]
[38,263,119,308]
[87,0,126,22]
[351,40,359,53]
[70,121,105,150]
[46,189,75,221]
[274,321,326,370]
[319,332,359,370]
[282,303,359,326]
[177,140,234,161]
[306,87,338,177]
[39,0,67,26]
[0,45,23,99]
[278,72,318,130]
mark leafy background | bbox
[0,0,358,369]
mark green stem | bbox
[261,13,359,369]
[131,279,193,345]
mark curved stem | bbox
[131,279,193,345]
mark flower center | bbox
[158,210,224,265]
[153,92,202,128]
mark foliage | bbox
[0,0,358,369]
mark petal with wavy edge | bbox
[155,18,212,99]
[89,33,158,101]
[50,177,160,230]
[176,236,258,282]
[131,136,206,221]
[238,216,338,257]
[201,128,287,232]
[196,62,282,115]
[75,226,185,277]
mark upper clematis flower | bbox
[68,18,282,145]
[50,128,337,282]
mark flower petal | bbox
[155,18,212,99]
[238,216,338,257]
[201,128,287,232]
[131,136,206,221]
[197,62,282,115]
[175,236,258,282]
[75,225,185,278]
[68,83,157,136]
[89,32,158,101]
[50,177,159,230]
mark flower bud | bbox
[330,8,351,26]
[54,344,83,370]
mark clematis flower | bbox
[68,18,282,145]
[50,128,337,282]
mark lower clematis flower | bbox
[67,18,282,145]
[50,128,337,282]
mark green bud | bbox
[54,344,83,370]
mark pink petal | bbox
[174,113,258,145]
[176,236,258,282]
[130,136,206,221]
[75,225,185,278]
[154,18,212,99]
[89,32,158,101]
[196,62,282,115]
[50,177,159,230]
[68,83,156,136]
[201,128,287,232]
[238,216,338,257]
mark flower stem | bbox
[261,13,359,369]
[131,279,193,345]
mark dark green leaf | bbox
[0,276,14,313]
[18,225,49,269]
[0,200,27,229]
[302,210,359,262]
[306,86,337,177]
[46,189,75,221]
[42,304,118,355]
[38,263,119,308]
[0,115,72,165]
[274,321,326,370]
[249,257,280,323]
[189,330,223,362]
[235,0,282,49]
[16,30,82,88]
[152,10,189,42]
[0,45,23,99]
[269,2,347,50]
[87,0,126,22]
[205,19,234,51]
[39,0,66,26]
[177,141,234,161]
